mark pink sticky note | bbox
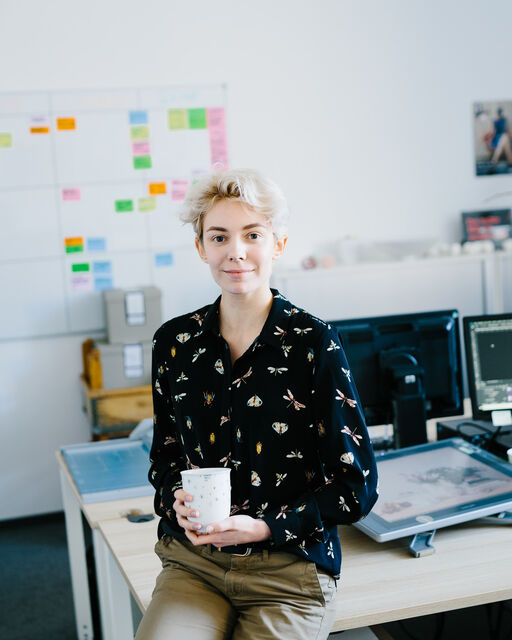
[71,274,92,291]
[132,141,151,156]
[62,187,81,202]
[171,179,189,202]
[207,107,229,169]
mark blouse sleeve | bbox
[148,327,187,528]
[261,324,379,547]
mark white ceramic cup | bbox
[181,467,231,533]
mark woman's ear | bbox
[272,235,288,260]
[195,236,208,263]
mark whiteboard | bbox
[0,86,227,339]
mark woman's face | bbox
[195,199,286,297]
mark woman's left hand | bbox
[184,514,271,547]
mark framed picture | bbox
[461,208,511,247]
[473,101,512,176]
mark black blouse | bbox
[149,289,378,577]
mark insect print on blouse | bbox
[203,391,215,405]
[251,471,262,486]
[335,389,357,408]
[285,530,297,542]
[152,339,156,350]
[341,425,363,446]
[164,435,176,445]
[236,428,242,442]
[284,307,300,316]
[275,472,287,486]
[296,504,306,513]
[327,339,340,351]
[298,540,309,555]
[219,452,231,466]
[157,365,164,375]
[174,392,186,403]
[293,327,312,335]
[342,367,352,382]
[194,443,203,458]
[281,345,292,358]
[220,414,230,426]
[340,452,355,465]
[268,366,288,375]
[190,313,204,326]
[232,459,242,470]
[256,441,262,454]
[171,346,176,357]
[186,455,199,469]
[273,293,287,301]
[338,496,350,511]
[317,421,326,437]
[155,379,163,395]
[276,505,288,519]
[247,395,262,407]
[233,366,252,387]
[327,541,335,558]
[209,433,215,445]
[286,449,303,459]
[305,470,315,482]
[274,325,286,340]
[192,348,206,362]
[307,348,314,363]
[176,333,190,343]
[283,388,306,410]
[352,491,359,504]
[214,359,224,374]
[256,503,268,517]
[272,422,288,435]
[176,372,188,382]
[185,416,193,430]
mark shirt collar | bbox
[200,288,297,351]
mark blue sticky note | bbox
[129,110,148,125]
[87,237,107,252]
[155,252,174,267]
[94,276,113,291]
[93,261,112,275]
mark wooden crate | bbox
[80,374,152,440]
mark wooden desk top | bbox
[98,515,512,631]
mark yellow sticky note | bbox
[0,133,12,147]
[57,117,76,131]
[168,109,188,130]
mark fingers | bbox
[173,489,202,532]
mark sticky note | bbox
[207,107,228,168]
[132,141,151,156]
[129,111,148,125]
[133,155,152,170]
[188,108,207,129]
[62,187,81,202]
[115,199,134,212]
[0,133,12,148]
[30,126,50,134]
[149,182,167,195]
[65,237,84,253]
[171,179,189,202]
[65,245,83,254]
[94,277,113,291]
[71,274,92,291]
[87,238,107,252]
[57,117,76,131]
[71,263,90,272]
[130,125,149,140]
[155,252,174,267]
[168,109,188,130]
[93,260,112,274]
[138,197,157,212]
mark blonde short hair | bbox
[181,168,289,241]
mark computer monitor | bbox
[463,313,512,424]
[331,310,464,449]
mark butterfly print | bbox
[214,359,224,374]
[176,333,190,343]
[272,422,288,435]
[247,395,262,407]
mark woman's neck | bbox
[219,287,273,343]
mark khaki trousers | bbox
[135,536,338,640]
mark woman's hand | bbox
[184,514,272,547]
[173,488,204,534]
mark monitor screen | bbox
[463,313,512,420]
[331,310,464,432]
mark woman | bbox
[135,169,378,640]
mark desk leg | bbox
[59,468,94,640]
[93,528,135,640]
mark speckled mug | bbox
[181,468,231,533]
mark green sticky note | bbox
[133,155,152,170]
[115,199,134,212]
[130,125,149,140]
[72,263,90,272]
[188,108,207,129]
[168,109,188,130]
[138,196,157,212]
[0,133,12,148]
[65,245,83,254]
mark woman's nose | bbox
[228,239,246,261]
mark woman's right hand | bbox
[173,488,203,533]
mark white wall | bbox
[2,0,512,519]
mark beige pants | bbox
[135,536,338,640]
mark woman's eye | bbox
[212,236,225,243]
[248,233,260,240]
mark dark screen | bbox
[476,332,512,381]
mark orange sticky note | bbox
[57,117,76,131]
[149,182,167,195]
[30,126,50,134]
[65,237,84,247]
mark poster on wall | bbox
[473,100,512,176]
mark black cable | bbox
[455,421,512,451]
